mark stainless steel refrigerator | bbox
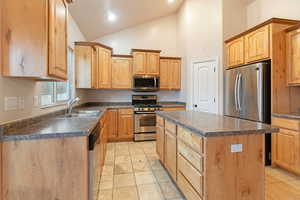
[224,61,272,164]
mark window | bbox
[40,48,74,107]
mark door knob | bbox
[194,104,198,108]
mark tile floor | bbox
[98,141,300,200]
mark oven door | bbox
[135,112,156,133]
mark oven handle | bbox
[135,112,156,115]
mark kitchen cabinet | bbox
[225,38,244,68]
[1,137,88,200]
[160,58,181,90]
[272,117,300,175]
[112,56,133,89]
[132,49,161,76]
[245,25,270,63]
[118,109,134,140]
[164,120,177,181]
[156,116,165,163]
[75,42,112,89]
[286,25,300,86]
[1,0,69,80]
[107,109,119,141]
[162,106,185,111]
[98,47,112,89]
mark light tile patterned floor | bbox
[98,141,185,200]
[98,141,300,200]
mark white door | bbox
[192,60,218,114]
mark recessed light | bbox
[168,0,175,3]
[108,12,117,22]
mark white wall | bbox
[246,0,300,28]
[0,13,86,124]
[176,0,223,113]
[85,14,182,103]
[94,14,179,57]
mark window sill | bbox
[40,102,67,109]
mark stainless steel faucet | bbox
[66,97,80,115]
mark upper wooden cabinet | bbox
[1,0,69,80]
[132,49,161,76]
[75,42,112,89]
[98,47,112,89]
[111,56,133,89]
[160,58,181,90]
[244,25,270,63]
[225,38,244,68]
[286,25,300,86]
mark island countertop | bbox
[157,110,279,137]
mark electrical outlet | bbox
[231,144,243,153]
[4,97,18,111]
[18,96,25,110]
[34,96,39,107]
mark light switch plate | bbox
[4,97,18,111]
[231,144,243,153]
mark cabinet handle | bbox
[20,57,25,68]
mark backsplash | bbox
[83,90,182,102]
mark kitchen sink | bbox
[57,110,101,119]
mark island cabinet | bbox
[160,57,181,90]
[286,25,300,86]
[1,137,89,200]
[75,42,113,89]
[272,117,300,175]
[156,116,265,200]
[111,55,133,89]
[1,0,69,80]
[132,49,161,76]
[107,109,134,142]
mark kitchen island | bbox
[156,111,278,200]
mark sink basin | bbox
[57,110,101,119]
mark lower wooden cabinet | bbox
[156,125,165,163]
[164,125,177,181]
[162,106,185,111]
[107,109,134,142]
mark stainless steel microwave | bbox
[133,76,159,92]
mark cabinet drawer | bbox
[163,107,185,111]
[177,171,202,200]
[178,126,203,153]
[272,117,300,131]
[165,120,176,134]
[119,109,133,115]
[178,154,203,196]
[156,115,164,126]
[178,140,203,172]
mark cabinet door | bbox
[75,45,92,88]
[274,128,300,174]
[225,37,244,68]
[98,48,112,88]
[48,0,68,80]
[169,59,181,89]
[156,125,165,163]
[2,0,48,77]
[107,109,118,141]
[112,58,132,89]
[146,52,160,75]
[160,59,169,89]
[245,25,270,63]
[133,52,146,75]
[165,130,177,181]
[286,29,300,85]
[118,110,134,140]
[91,47,99,89]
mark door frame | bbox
[191,57,219,114]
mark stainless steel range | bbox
[132,95,162,141]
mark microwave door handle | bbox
[234,73,239,112]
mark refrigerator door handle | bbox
[234,73,239,112]
[237,73,242,112]
[256,66,263,121]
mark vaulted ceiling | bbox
[69,0,184,41]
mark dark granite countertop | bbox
[272,113,300,120]
[0,101,187,141]
[157,111,279,137]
